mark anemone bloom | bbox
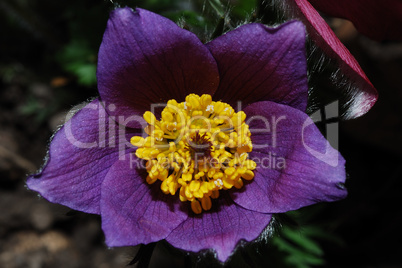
[27,8,347,262]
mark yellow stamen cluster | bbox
[130,94,256,214]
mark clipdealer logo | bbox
[302,101,340,167]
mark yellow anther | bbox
[238,111,246,122]
[156,153,166,161]
[145,160,156,171]
[237,143,252,154]
[179,187,187,201]
[213,117,225,125]
[144,111,157,125]
[135,148,144,158]
[169,142,176,152]
[214,102,224,114]
[169,180,178,195]
[172,162,180,172]
[227,139,236,148]
[188,95,200,110]
[184,184,192,197]
[222,106,233,117]
[162,110,174,122]
[182,101,191,110]
[240,152,248,162]
[218,132,229,141]
[201,196,212,211]
[131,136,145,147]
[194,171,205,180]
[193,190,203,199]
[237,167,247,175]
[150,164,158,174]
[189,180,201,192]
[222,177,233,189]
[167,122,177,131]
[144,137,156,147]
[144,125,154,136]
[228,172,239,181]
[146,175,157,184]
[149,148,160,158]
[213,172,223,180]
[211,190,219,199]
[200,181,209,194]
[207,168,216,178]
[207,180,216,191]
[153,129,164,140]
[200,94,212,107]
[233,178,244,189]
[167,99,179,112]
[158,169,168,180]
[161,176,174,193]
[242,170,254,181]
[191,200,202,214]
[160,179,169,194]
[182,173,192,181]
[231,111,246,127]
[224,167,236,176]
[244,160,257,170]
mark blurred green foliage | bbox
[273,226,326,268]
[57,40,97,86]
[1,0,260,88]
[267,208,346,268]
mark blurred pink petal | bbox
[287,0,378,119]
[309,0,402,41]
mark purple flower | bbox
[27,8,347,262]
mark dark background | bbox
[1,0,401,267]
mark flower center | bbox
[186,132,213,160]
[130,94,256,214]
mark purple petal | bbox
[230,101,347,213]
[26,99,140,214]
[166,193,272,262]
[207,21,308,111]
[97,8,219,128]
[101,154,188,246]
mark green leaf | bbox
[282,227,324,256]
[273,236,325,268]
